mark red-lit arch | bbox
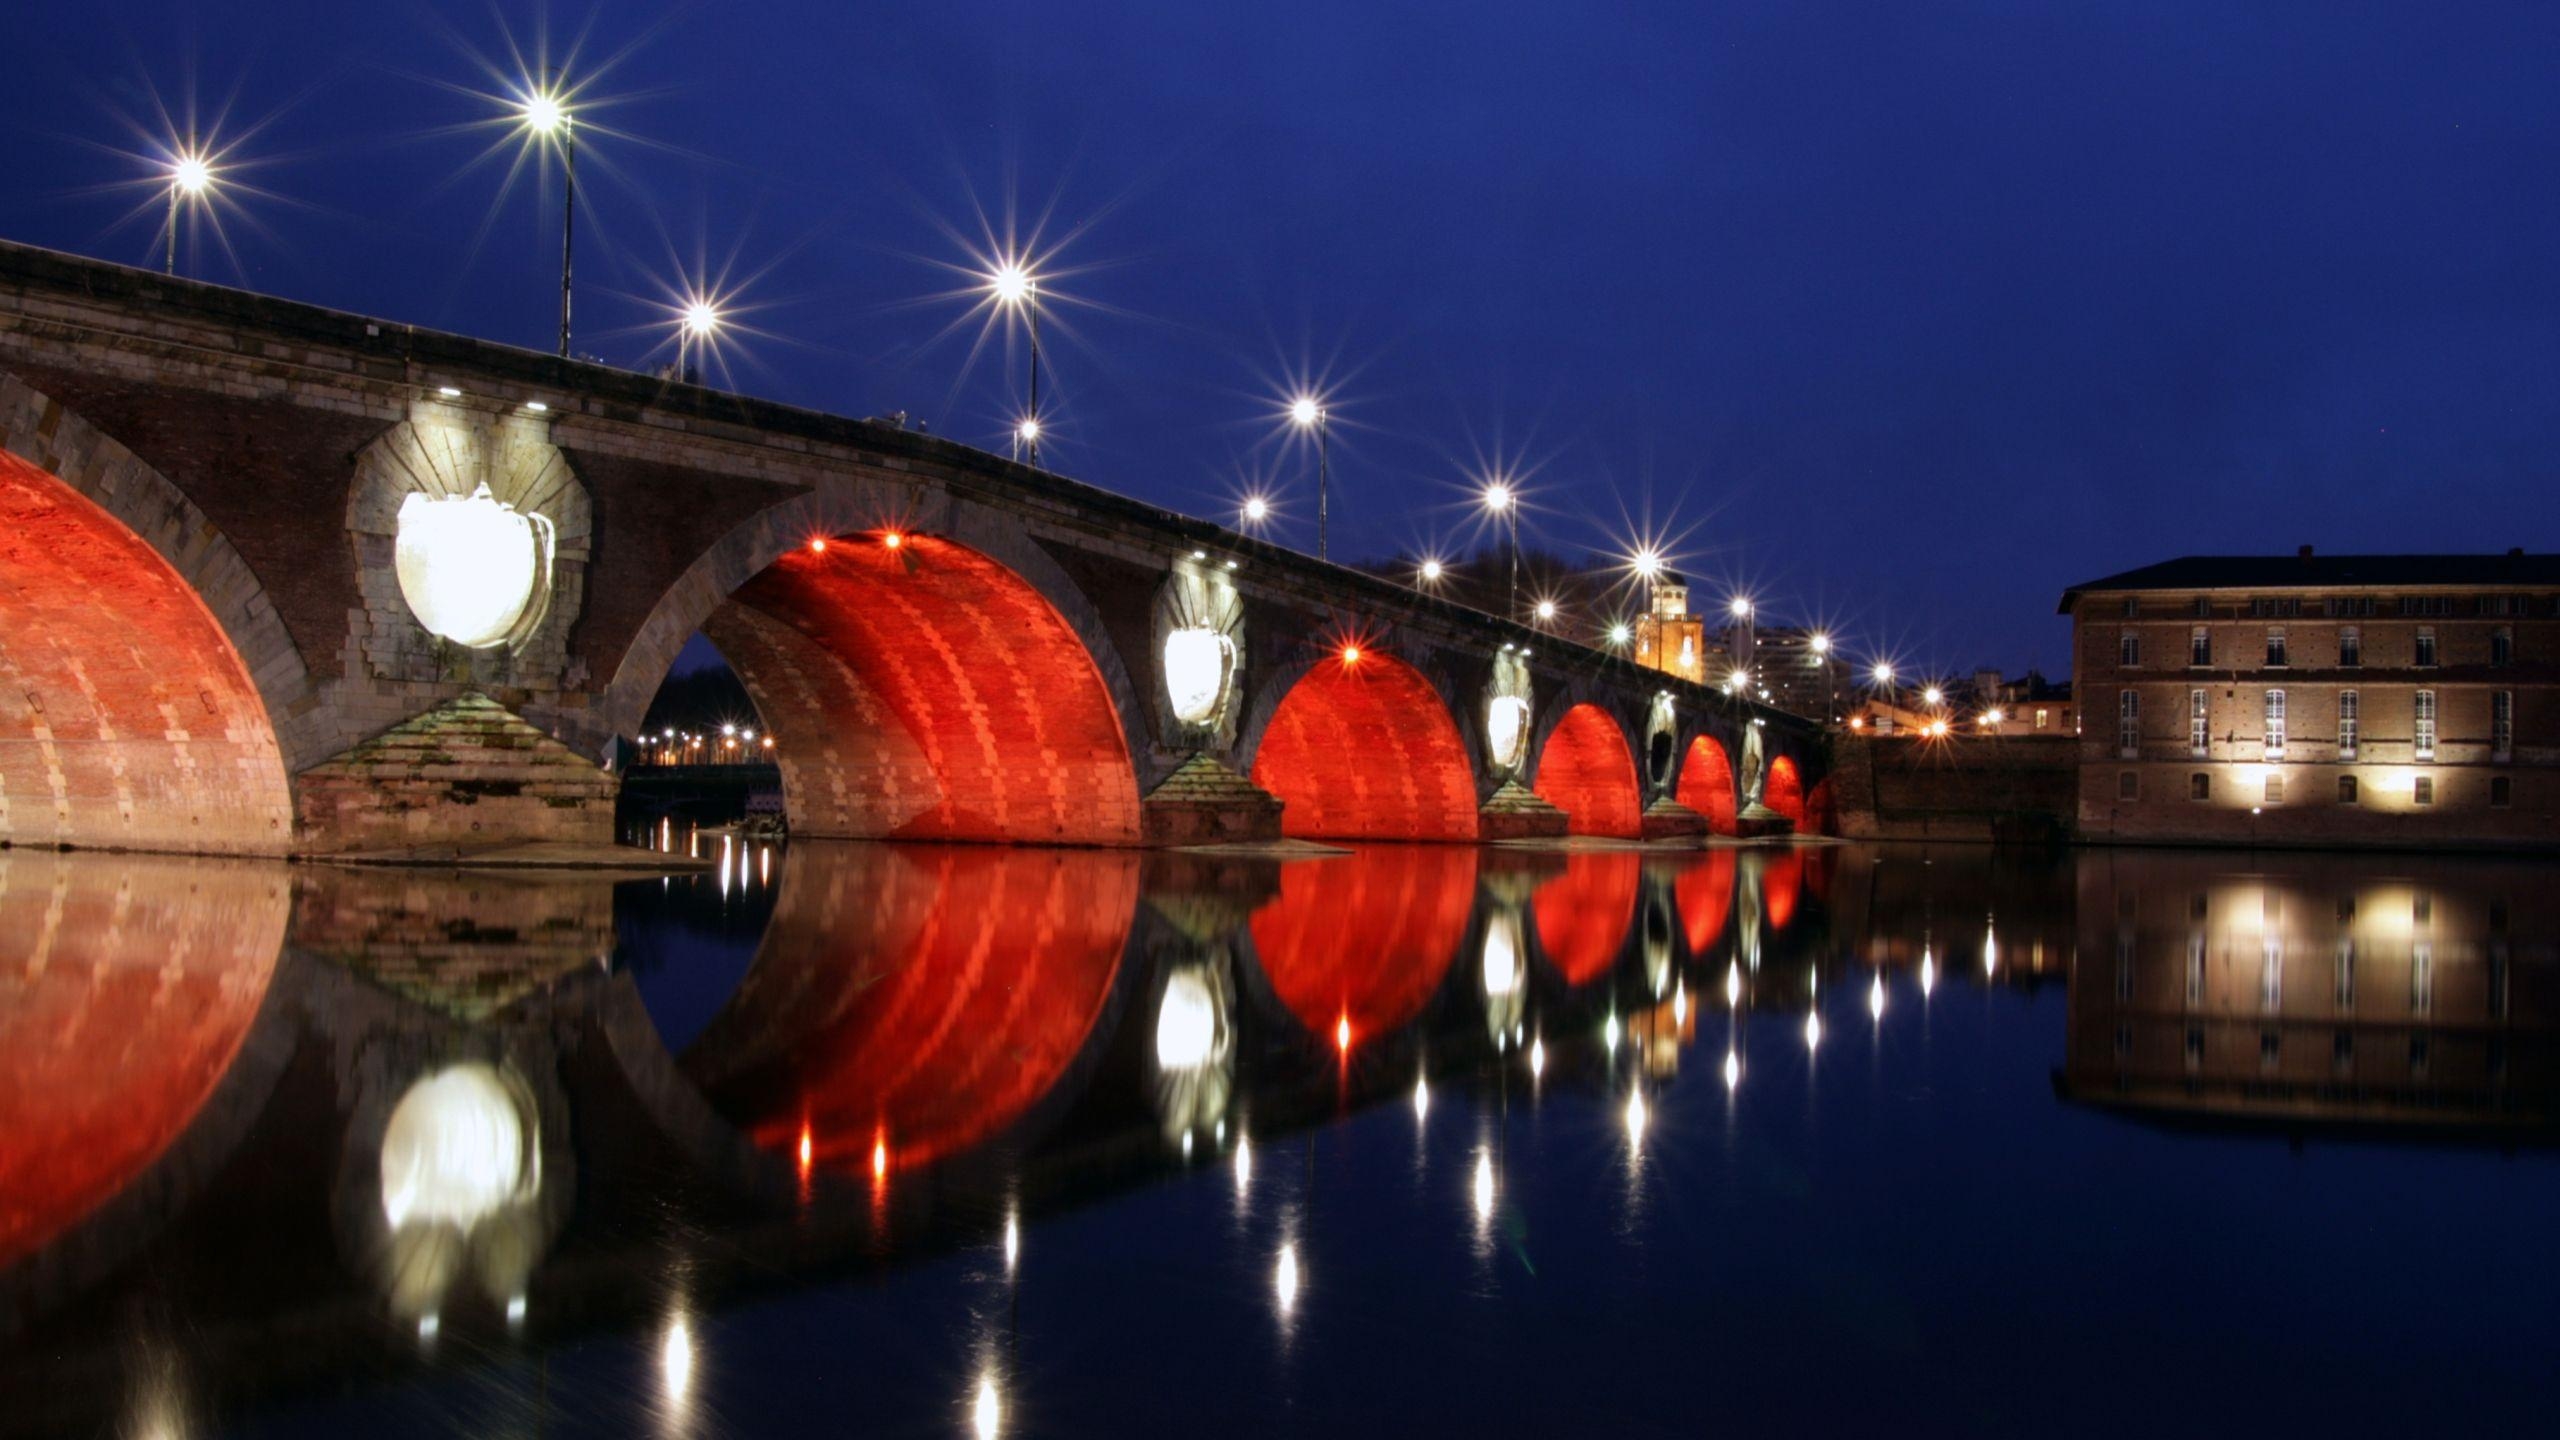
[0,452,292,853]
[1251,652,1479,841]
[682,846,1140,1173]
[1766,755,1807,828]
[1531,851,1643,985]
[1804,777,1839,836]
[1534,704,1643,839]
[1249,847,1477,1044]
[0,856,287,1266]
[1674,850,1738,954]
[704,533,1142,843]
[1675,735,1740,836]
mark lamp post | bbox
[519,86,574,357]
[1809,631,1833,724]
[1481,479,1519,621]
[1729,595,1756,686]
[1015,417,1042,463]
[1872,661,1897,732]
[164,151,214,276]
[1290,396,1329,561]
[992,262,1041,464]
[678,299,721,386]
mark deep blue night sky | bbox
[6,2,2557,674]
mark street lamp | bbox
[1728,594,1756,684]
[1809,631,1834,724]
[1289,395,1330,561]
[164,149,214,277]
[677,297,721,385]
[1480,478,1520,621]
[518,85,574,357]
[990,260,1042,464]
[1015,416,1042,461]
[1240,493,1272,532]
[1417,556,1446,589]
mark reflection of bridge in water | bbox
[2,840,2553,1432]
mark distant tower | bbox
[1635,578,1707,684]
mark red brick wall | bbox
[719,534,1143,844]
[0,454,293,853]
[1251,652,1480,841]
[1534,704,1644,838]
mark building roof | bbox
[2057,550,2560,613]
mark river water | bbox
[2,839,2554,1437]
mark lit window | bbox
[2492,690,2512,759]
[2189,688,2209,756]
[2035,707,2049,730]
[2190,626,2211,666]
[2413,775,2435,806]
[2338,689,2359,759]
[2265,628,2287,667]
[2415,627,2437,668]
[2338,626,2361,668]
[2414,690,2437,761]
[2189,772,2209,802]
[2337,774,2359,805]
[2263,689,2286,758]
[2120,632,2141,667]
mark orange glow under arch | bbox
[0,454,290,853]
[1250,847,1477,1043]
[1531,851,1643,985]
[1765,754,1807,828]
[1674,735,1740,836]
[1251,653,1479,841]
[706,534,1141,844]
[1533,704,1643,839]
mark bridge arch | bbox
[605,487,1149,844]
[1766,754,1808,828]
[1531,702,1643,838]
[1245,647,1479,841]
[0,376,300,853]
[1674,733,1741,836]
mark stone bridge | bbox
[0,239,1830,856]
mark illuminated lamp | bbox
[1341,644,1362,664]
[1163,626,1237,724]
[810,537,829,554]
[394,484,555,649]
[883,531,904,550]
[1486,694,1531,771]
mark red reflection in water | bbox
[1250,847,1478,1040]
[1674,850,1738,953]
[0,858,285,1266]
[1763,851,1804,932]
[684,847,1140,1172]
[1531,852,1643,985]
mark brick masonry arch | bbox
[0,375,304,853]
[603,487,1151,844]
[1767,753,1808,828]
[1244,648,1482,841]
[1532,702,1645,838]
[1676,733,1742,836]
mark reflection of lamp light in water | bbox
[1624,1089,1648,1142]
[1528,1036,1546,1078]
[1473,1152,1495,1220]
[1413,1075,1430,1121]
[1604,1013,1622,1051]
[1869,975,1885,1020]
[380,1064,532,1230]
[1234,1135,1253,1194]
[662,1315,695,1403]
[974,1374,1003,1440]
[1725,961,1742,1006]
[1155,969,1218,1069]
[1804,1011,1823,1051]
[1275,1243,1301,1312]
[1335,1014,1353,1053]
[1983,926,2000,977]
[1723,1050,1741,1089]
[1920,947,1938,996]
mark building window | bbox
[2402,595,2453,618]
[2412,943,2433,1016]
[2327,596,2376,618]
[2339,626,2361,668]
[2264,772,2285,805]
[2338,774,2359,804]
[2034,707,2049,730]
[2120,632,2141,667]
[2190,771,2210,802]
[2338,689,2359,759]
[2491,775,2512,809]
[2118,770,2140,802]
[2121,596,2139,619]
[2414,690,2437,760]
[2192,595,2212,618]
[2118,691,2140,756]
[2413,775,2435,806]
[2414,627,2437,668]
[2492,626,2513,667]
[2263,689,2286,757]
[2250,597,2300,618]
[2492,690,2512,759]
[2265,628,2287,667]
[2189,688,2209,756]
[2190,626,2211,667]
[2335,940,2355,1009]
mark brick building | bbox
[2060,549,2559,847]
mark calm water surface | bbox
[3,840,2555,1437]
